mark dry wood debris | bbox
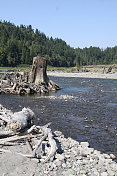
[0,56,61,95]
[0,104,57,163]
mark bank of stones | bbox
[1,133,116,176]
[0,105,117,176]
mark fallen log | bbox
[0,134,36,144]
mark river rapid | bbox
[0,76,117,160]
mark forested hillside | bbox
[0,20,117,67]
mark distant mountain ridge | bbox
[0,20,117,67]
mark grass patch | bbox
[0,65,32,72]
[47,65,78,72]
[0,64,116,73]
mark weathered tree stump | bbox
[30,56,49,84]
[0,56,61,95]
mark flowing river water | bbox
[0,76,117,160]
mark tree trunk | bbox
[30,56,49,84]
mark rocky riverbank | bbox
[0,104,117,176]
[0,132,117,176]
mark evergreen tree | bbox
[0,20,117,67]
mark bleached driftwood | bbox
[0,134,36,144]
[8,107,35,131]
[0,106,58,163]
[0,106,35,132]
[0,142,18,146]
[0,126,57,162]
[33,123,57,162]
[42,128,57,163]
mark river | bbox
[0,76,117,160]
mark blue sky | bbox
[0,0,117,49]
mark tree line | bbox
[0,20,117,67]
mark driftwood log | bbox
[0,105,57,163]
[8,107,35,131]
[0,56,61,95]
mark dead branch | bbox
[33,123,57,162]
[0,134,37,144]
[42,128,57,163]
[0,142,18,146]
[33,132,48,157]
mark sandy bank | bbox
[47,71,117,79]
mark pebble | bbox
[62,163,66,168]
[55,153,65,161]
[110,153,116,160]
[107,169,115,176]
[80,141,89,147]
[100,172,108,176]
[55,159,62,167]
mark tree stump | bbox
[0,56,61,95]
[30,56,49,84]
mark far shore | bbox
[47,71,117,79]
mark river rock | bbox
[107,169,115,176]
[100,172,108,176]
[110,153,116,160]
[55,153,65,161]
[80,141,89,147]
[54,130,63,137]
[62,169,74,176]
